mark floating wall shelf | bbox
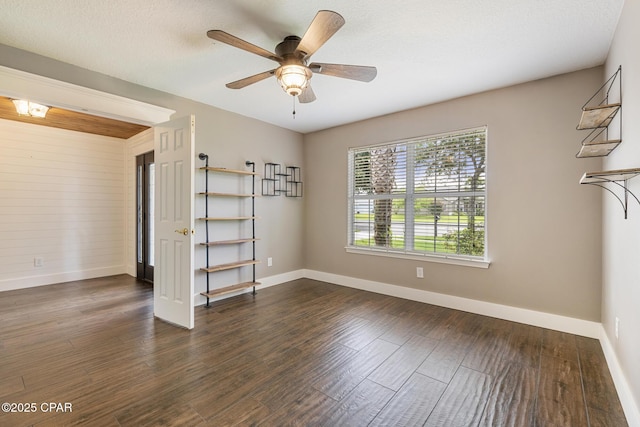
[580,168,640,219]
[575,66,622,158]
[576,139,621,158]
[576,103,621,130]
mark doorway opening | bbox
[136,151,155,282]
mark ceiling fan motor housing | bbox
[276,36,303,57]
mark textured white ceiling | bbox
[0,0,624,133]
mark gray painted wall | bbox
[304,67,603,321]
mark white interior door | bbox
[153,115,195,329]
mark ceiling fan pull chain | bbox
[292,96,296,119]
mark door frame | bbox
[136,151,155,282]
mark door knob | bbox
[175,228,189,236]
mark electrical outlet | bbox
[267,257,273,267]
[615,317,620,339]
[34,257,43,267]
[416,267,424,278]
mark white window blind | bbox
[348,127,486,261]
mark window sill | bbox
[345,246,490,269]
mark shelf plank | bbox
[198,216,258,221]
[200,281,261,298]
[577,103,621,130]
[198,192,258,197]
[199,166,257,176]
[576,140,621,158]
[200,259,260,273]
[580,167,640,184]
[199,238,259,246]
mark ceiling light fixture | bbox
[12,99,49,118]
[275,64,312,97]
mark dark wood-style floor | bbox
[0,275,628,426]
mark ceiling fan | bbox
[207,10,377,103]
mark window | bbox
[347,127,487,264]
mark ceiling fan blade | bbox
[298,84,316,103]
[226,70,276,89]
[207,30,282,62]
[296,10,345,59]
[309,63,377,82]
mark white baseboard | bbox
[0,265,127,292]
[125,265,137,277]
[258,269,306,288]
[303,269,601,338]
[598,326,640,426]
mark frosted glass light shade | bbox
[276,65,311,97]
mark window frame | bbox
[346,126,489,268]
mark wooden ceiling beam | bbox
[0,97,150,139]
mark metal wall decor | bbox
[262,163,303,197]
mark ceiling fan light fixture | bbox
[276,64,311,96]
[208,10,375,104]
[12,99,49,118]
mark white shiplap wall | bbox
[0,118,127,291]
